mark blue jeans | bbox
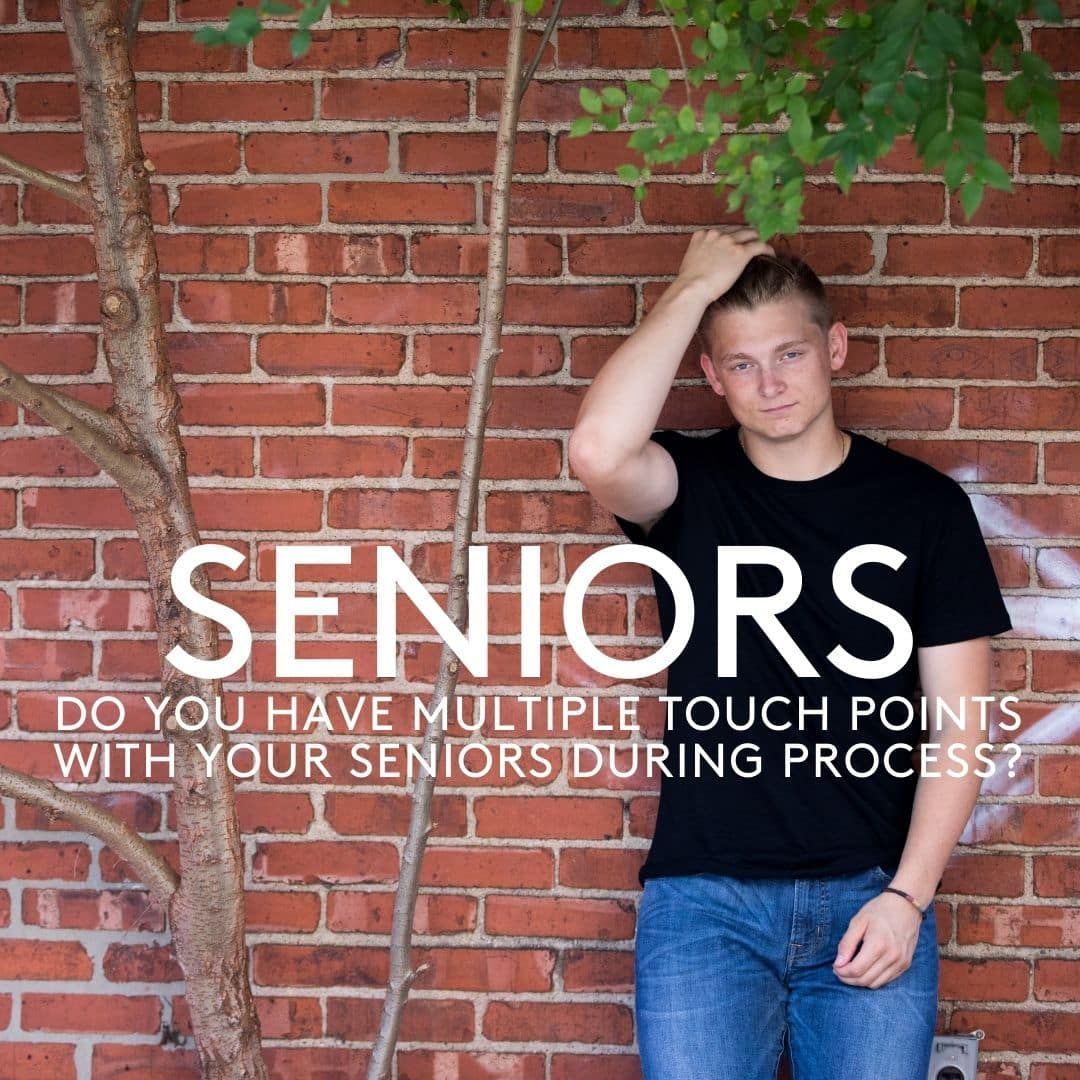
[634,865,939,1079]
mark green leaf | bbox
[579,87,604,115]
[601,86,627,108]
[290,27,311,57]
[974,157,1013,192]
[924,9,965,54]
[708,21,728,49]
[1033,0,1062,21]
[650,67,670,91]
[193,26,226,45]
[958,176,985,219]
[1004,73,1030,114]
[923,129,953,168]
[228,5,262,31]
[569,115,594,137]
[677,104,696,133]
[616,163,641,182]
[944,153,967,191]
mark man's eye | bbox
[782,351,802,360]
[732,362,751,371]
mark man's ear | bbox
[827,321,848,373]
[700,350,726,397]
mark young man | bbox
[568,228,1013,1079]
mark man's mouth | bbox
[763,403,795,413]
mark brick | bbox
[19,588,155,631]
[326,994,475,1043]
[22,888,164,931]
[331,283,478,326]
[253,840,398,883]
[830,285,954,327]
[484,182,635,228]
[245,131,388,174]
[0,1043,76,1079]
[884,233,1032,277]
[0,639,92,680]
[178,383,325,426]
[327,488,455,530]
[401,131,548,175]
[960,387,1079,430]
[0,538,94,579]
[166,332,251,374]
[0,939,92,980]
[1044,338,1079,379]
[474,796,622,839]
[1040,235,1080,276]
[950,184,1080,229]
[0,32,72,73]
[257,332,405,376]
[885,336,1036,380]
[261,435,406,478]
[939,958,1030,1002]
[327,890,477,934]
[406,26,555,70]
[140,132,241,177]
[180,281,325,324]
[1034,855,1080,898]
[322,79,469,122]
[0,332,97,374]
[412,332,565,380]
[1020,132,1080,176]
[328,181,475,225]
[170,81,313,122]
[505,283,635,328]
[950,1008,1080,1053]
[131,31,245,74]
[16,80,161,123]
[483,999,634,1045]
[1046,441,1080,485]
[250,27,401,70]
[412,234,559,279]
[961,287,1080,329]
[175,183,322,226]
[25,281,171,324]
[413,437,562,479]
[0,233,95,275]
[486,895,635,940]
[244,890,321,933]
[102,943,183,983]
[254,233,405,277]
[22,993,161,1033]
[252,944,389,988]
[1040,755,1080,798]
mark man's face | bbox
[699,295,848,443]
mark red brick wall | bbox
[0,0,1078,1076]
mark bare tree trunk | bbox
[0,0,268,1074]
[365,1,531,1076]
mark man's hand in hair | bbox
[675,226,775,305]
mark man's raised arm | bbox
[568,228,773,532]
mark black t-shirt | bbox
[612,425,1013,886]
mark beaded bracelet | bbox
[882,885,926,915]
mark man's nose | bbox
[759,366,786,397]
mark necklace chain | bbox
[738,426,850,471]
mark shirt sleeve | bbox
[610,429,694,554]
[914,486,1013,648]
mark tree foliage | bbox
[194,0,1064,239]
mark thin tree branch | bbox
[0,360,157,497]
[0,763,179,906]
[0,152,92,213]
[124,0,146,45]
[366,1,529,1077]
[518,0,563,101]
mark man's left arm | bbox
[832,635,995,988]
[889,634,996,912]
